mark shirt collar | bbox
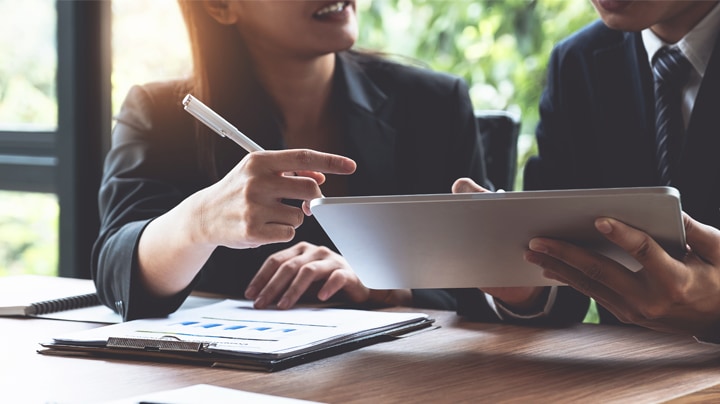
[641,2,720,78]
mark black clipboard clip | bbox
[107,335,208,353]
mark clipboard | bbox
[39,300,435,372]
[309,187,687,288]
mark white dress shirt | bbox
[641,2,720,128]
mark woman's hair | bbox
[177,0,277,180]
[176,1,407,180]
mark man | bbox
[455,0,720,341]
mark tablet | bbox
[309,187,686,288]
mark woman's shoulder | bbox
[116,79,192,129]
[121,79,192,112]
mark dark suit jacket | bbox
[92,52,490,320]
[523,20,720,325]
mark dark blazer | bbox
[92,52,490,320]
[524,20,720,325]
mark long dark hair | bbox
[177,0,278,180]
[176,2,414,181]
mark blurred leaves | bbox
[356,0,597,188]
[0,0,56,128]
[0,191,58,277]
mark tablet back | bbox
[309,187,686,288]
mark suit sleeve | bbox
[91,85,195,320]
[521,43,593,325]
[422,77,497,318]
[453,44,591,325]
[407,76,493,313]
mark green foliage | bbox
[356,0,597,189]
[0,191,58,277]
[0,0,57,127]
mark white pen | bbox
[182,94,264,153]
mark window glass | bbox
[0,0,57,130]
[112,0,192,115]
[0,191,58,276]
[0,0,59,278]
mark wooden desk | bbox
[3,309,720,403]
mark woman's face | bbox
[219,1,357,58]
[589,0,716,42]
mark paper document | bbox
[47,300,431,363]
[103,384,323,404]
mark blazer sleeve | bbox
[520,41,594,325]
[91,84,196,321]
[455,42,592,325]
[379,68,493,312]
[435,77,498,316]
[409,76,496,317]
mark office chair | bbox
[475,110,521,191]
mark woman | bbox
[93,0,489,320]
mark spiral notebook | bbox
[0,275,105,319]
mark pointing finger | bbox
[259,149,356,175]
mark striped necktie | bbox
[652,47,691,186]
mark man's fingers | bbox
[682,213,720,264]
[526,238,638,296]
[594,218,675,279]
[524,248,631,319]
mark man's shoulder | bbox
[554,19,628,58]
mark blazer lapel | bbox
[675,32,720,225]
[592,32,657,186]
[335,53,398,195]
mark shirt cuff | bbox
[485,286,558,321]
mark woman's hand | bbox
[245,242,374,309]
[191,149,356,250]
[137,149,355,298]
[245,242,413,309]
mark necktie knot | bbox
[652,47,691,88]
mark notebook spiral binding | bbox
[29,293,100,315]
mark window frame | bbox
[0,1,112,278]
